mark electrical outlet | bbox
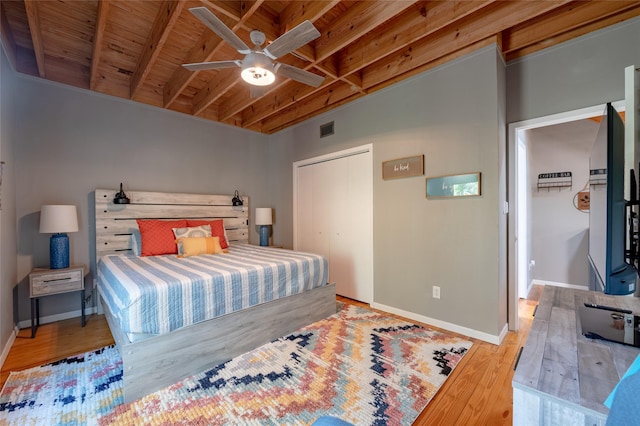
[432,286,441,299]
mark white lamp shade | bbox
[39,205,79,233]
[255,208,273,225]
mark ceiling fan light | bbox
[241,67,275,86]
[241,53,275,86]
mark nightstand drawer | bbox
[30,270,83,297]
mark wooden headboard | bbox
[95,189,249,261]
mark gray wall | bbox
[273,45,508,338]
[527,120,599,286]
[1,49,18,353]
[507,17,640,124]
[9,73,284,323]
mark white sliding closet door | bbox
[294,146,373,303]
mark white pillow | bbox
[172,224,212,239]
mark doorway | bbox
[507,103,622,330]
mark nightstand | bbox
[29,265,85,338]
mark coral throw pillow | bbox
[136,219,187,256]
[187,219,229,249]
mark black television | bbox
[588,102,637,295]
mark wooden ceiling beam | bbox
[362,0,572,89]
[337,0,496,77]
[502,1,640,54]
[369,36,497,95]
[505,4,640,61]
[314,60,365,93]
[130,0,184,100]
[279,0,340,33]
[89,0,109,90]
[198,0,278,39]
[193,68,241,114]
[315,0,419,63]
[240,76,336,127]
[259,81,362,133]
[241,1,262,18]
[199,0,242,22]
[23,0,45,77]
[163,31,227,107]
[278,0,340,61]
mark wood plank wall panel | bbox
[95,189,249,258]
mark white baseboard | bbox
[16,306,98,330]
[370,302,503,345]
[531,279,589,291]
[0,326,18,373]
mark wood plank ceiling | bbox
[1,1,639,134]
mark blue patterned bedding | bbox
[97,244,328,339]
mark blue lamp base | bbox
[259,225,269,246]
[50,233,70,269]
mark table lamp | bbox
[255,208,272,246]
[39,205,79,269]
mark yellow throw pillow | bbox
[176,236,224,257]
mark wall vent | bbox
[320,121,335,138]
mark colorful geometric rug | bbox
[0,345,122,426]
[0,304,472,425]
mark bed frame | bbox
[94,189,336,403]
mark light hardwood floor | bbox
[0,288,541,424]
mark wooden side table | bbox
[29,265,85,338]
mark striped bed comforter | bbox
[97,244,328,339]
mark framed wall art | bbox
[426,172,481,198]
[382,155,424,180]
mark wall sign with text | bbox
[426,172,481,198]
[382,155,424,180]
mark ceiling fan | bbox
[183,7,325,97]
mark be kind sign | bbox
[382,155,424,180]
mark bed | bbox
[94,189,336,403]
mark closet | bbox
[294,145,373,303]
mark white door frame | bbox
[507,104,615,330]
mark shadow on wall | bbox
[18,211,39,261]
[15,211,40,326]
[87,191,96,295]
[569,228,590,286]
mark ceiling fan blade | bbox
[182,60,240,71]
[275,63,324,87]
[189,7,250,54]
[250,86,265,98]
[263,20,320,59]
